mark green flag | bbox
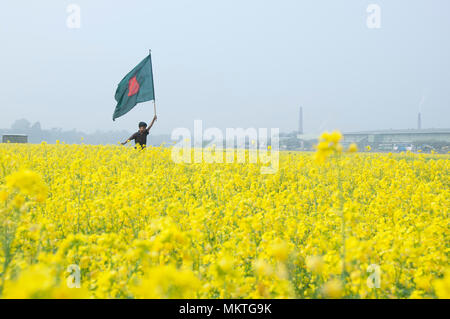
[113,53,155,121]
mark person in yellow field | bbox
[121,115,157,149]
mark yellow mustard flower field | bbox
[0,137,448,299]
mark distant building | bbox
[2,134,28,143]
[342,129,450,145]
[342,129,450,152]
[294,129,450,153]
[298,107,303,134]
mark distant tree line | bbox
[0,119,171,146]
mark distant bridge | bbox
[294,129,450,152]
[341,129,450,144]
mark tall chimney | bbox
[298,106,303,134]
[417,112,422,130]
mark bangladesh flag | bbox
[113,53,155,121]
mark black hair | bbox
[138,122,147,128]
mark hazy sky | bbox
[0,0,449,134]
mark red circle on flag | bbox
[128,76,140,97]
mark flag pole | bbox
[149,49,157,117]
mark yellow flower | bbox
[0,189,8,201]
[268,239,289,262]
[347,143,358,153]
[2,264,89,299]
[305,256,324,274]
[320,131,331,141]
[215,255,235,276]
[322,279,343,298]
[254,258,273,277]
[329,131,342,144]
[433,270,450,299]
[5,169,47,200]
[415,275,432,291]
[131,265,200,298]
[79,256,90,269]
[314,130,345,163]
[12,194,25,208]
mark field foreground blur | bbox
[0,143,448,298]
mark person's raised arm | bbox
[121,133,136,145]
[146,115,157,133]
